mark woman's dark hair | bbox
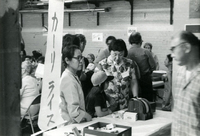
[166,54,173,62]
[62,45,80,67]
[32,50,42,61]
[128,32,143,45]
[106,36,116,45]
[144,42,153,49]
[62,34,76,50]
[21,50,27,62]
[109,39,128,57]
[74,34,86,46]
[25,55,34,62]
[21,43,25,51]
[88,53,95,61]
[37,56,45,64]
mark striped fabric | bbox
[172,64,200,136]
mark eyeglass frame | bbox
[72,56,83,61]
[170,42,187,52]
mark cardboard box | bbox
[83,122,131,136]
[123,112,137,121]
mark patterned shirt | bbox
[172,64,200,136]
[99,55,137,110]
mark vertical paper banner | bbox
[38,0,64,130]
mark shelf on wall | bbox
[19,0,174,27]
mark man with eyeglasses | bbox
[170,31,200,136]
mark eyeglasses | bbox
[73,56,83,61]
[170,42,187,52]
[111,51,124,57]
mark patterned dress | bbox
[99,55,137,110]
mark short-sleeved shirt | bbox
[172,64,200,136]
[86,87,107,117]
[94,48,110,64]
[99,55,137,110]
[128,46,156,76]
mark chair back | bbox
[31,94,41,105]
[21,94,41,134]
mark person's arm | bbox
[79,57,87,81]
[94,49,106,67]
[95,106,112,117]
[130,68,139,97]
[146,51,156,73]
[60,79,91,123]
[154,54,159,70]
[94,93,112,117]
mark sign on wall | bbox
[38,0,64,130]
[189,0,200,18]
[185,24,200,38]
[92,33,103,42]
[127,27,137,37]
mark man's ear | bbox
[64,57,69,64]
[184,43,191,53]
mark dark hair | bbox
[173,31,200,58]
[106,36,116,44]
[166,54,173,62]
[21,50,27,62]
[32,50,42,61]
[109,39,128,57]
[62,34,76,51]
[62,45,80,67]
[75,34,86,46]
[88,53,95,61]
[37,56,45,64]
[21,43,25,51]
[175,31,199,47]
[144,42,153,49]
[128,32,143,45]
[72,36,81,47]
[25,55,34,61]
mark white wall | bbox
[21,0,174,70]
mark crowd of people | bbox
[19,30,200,136]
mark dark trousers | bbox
[139,74,153,102]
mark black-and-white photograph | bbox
[0,0,200,136]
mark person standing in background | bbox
[85,53,96,72]
[73,34,89,80]
[128,32,156,102]
[144,42,159,70]
[94,36,116,66]
[170,31,200,136]
[98,39,139,111]
[162,54,173,111]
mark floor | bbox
[22,88,169,136]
